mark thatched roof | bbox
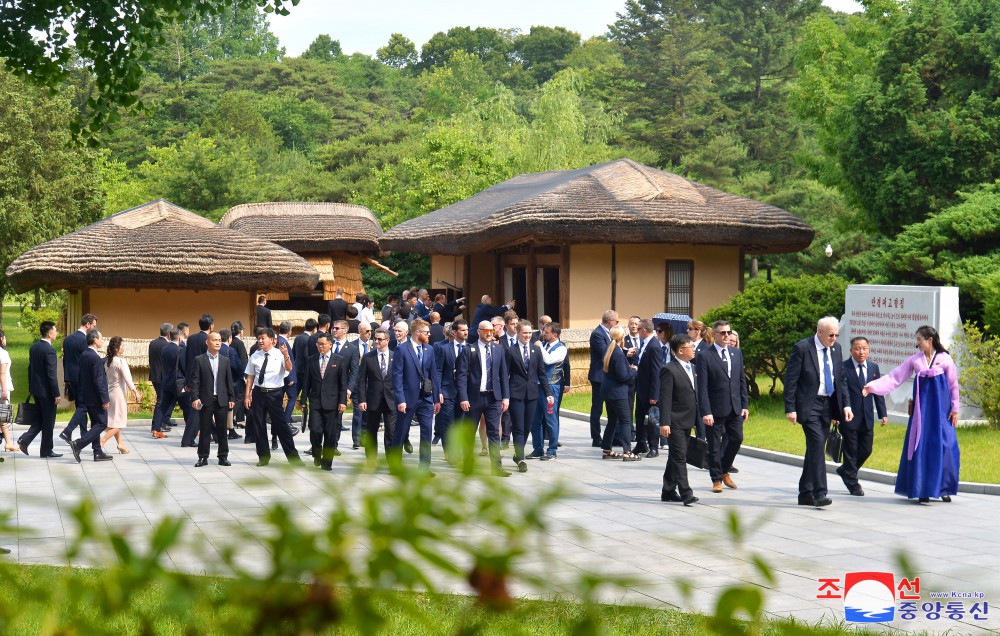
[380,158,815,255]
[220,202,382,253]
[5,199,320,293]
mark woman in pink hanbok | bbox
[863,326,960,503]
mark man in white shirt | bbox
[244,328,299,467]
[530,322,567,460]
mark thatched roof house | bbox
[6,199,319,344]
[380,158,815,330]
[220,202,391,308]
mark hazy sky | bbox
[268,0,865,58]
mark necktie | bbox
[362,342,368,356]
[417,344,423,368]
[334,342,341,355]
[523,344,530,367]
[320,354,327,379]
[257,351,268,385]
[380,353,387,379]
[685,362,695,389]
[663,348,668,365]
[823,347,834,396]
[485,344,493,391]
[722,348,731,378]
[210,354,218,396]
[857,362,865,383]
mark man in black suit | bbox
[190,332,236,467]
[329,320,360,442]
[659,334,700,506]
[624,315,642,433]
[154,328,181,439]
[433,319,466,448]
[785,316,854,507]
[327,287,349,323]
[696,320,749,494]
[457,320,511,476]
[588,310,617,446]
[471,295,514,328]
[68,329,113,462]
[292,317,317,409]
[148,322,172,436]
[181,313,213,445]
[631,318,664,458]
[358,328,396,464]
[428,312,446,345]
[299,333,349,470]
[838,336,887,496]
[18,321,62,457]
[348,322,374,449]
[59,313,97,443]
[256,295,273,330]
[506,320,553,472]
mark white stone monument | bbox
[840,284,981,423]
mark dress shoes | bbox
[152,431,168,439]
[645,449,659,459]
[228,430,241,439]
[313,456,322,467]
[304,448,313,455]
[727,466,739,474]
[271,439,279,451]
[93,452,113,462]
[42,452,62,458]
[517,460,527,473]
[918,497,930,503]
[218,458,231,467]
[849,486,865,496]
[256,458,270,467]
[661,491,682,502]
[797,495,816,506]
[591,441,602,448]
[403,440,413,454]
[58,431,72,444]
[941,495,952,502]
[320,463,333,471]
[161,425,173,432]
[683,496,699,506]
[722,474,737,489]
[17,438,29,455]
[333,448,342,457]
[181,442,197,448]
[526,450,544,459]
[352,444,359,450]
[432,435,441,445]
[68,440,82,463]
[814,498,833,507]
[712,481,723,493]
[244,437,255,444]
[195,458,208,467]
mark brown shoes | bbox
[712,481,723,493]
[152,431,168,439]
[722,474,737,489]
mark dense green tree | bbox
[0,71,104,313]
[0,0,297,141]
[301,34,343,62]
[513,26,581,84]
[377,33,419,70]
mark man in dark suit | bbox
[696,320,749,494]
[148,322,172,436]
[631,318,664,458]
[390,318,441,472]
[59,313,97,443]
[624,315,642,434]
[299,333,349,470]
[180,314,213,447]
[327,287,349,323]
[659,334,700,506]
[506,320,553,472]
[838,336,887,496]
[428,312,446,345]
[154,329,181,439]
[457,320,511,476]
[588,310,617,446]
[190,332,236,467]
[785,316,854,507]
[18,321,62,457]
[471,295,514,328]
[68,329,113,462]
[433,319,466,448]
[308,314,331,355]
[358,328,396,464]
[348,322,374,449]
[292,317,317,409]
[329,320,359,444]
[255,295,273,330]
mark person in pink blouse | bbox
[863,325,960,503]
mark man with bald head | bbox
[588,310,618,446]
[456,320,511,476]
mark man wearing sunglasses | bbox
[456,321,511,476]
[696,321,749,494]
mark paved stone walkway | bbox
[3,416,997,635]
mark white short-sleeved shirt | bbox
[244,348,289,389]
[0,348,12,393]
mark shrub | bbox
[19,306,60,339]
[952,321,1000,429]
[701,274,849,398]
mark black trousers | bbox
[799,396,833,499]
[308,404,343,466]
[662,426,694,500]
[706,411,744,481]
[19,395,57,456]
[251,387,299,461]
[589,381,604,444]
[464,394,502,471]
[507,396,536,462]
[601,397,633,452]
[76,405,108,453]
[150,381,162,431]
[633,398,656,452]
[363,402,395,462]
[838,425,874,489]
[197,401,230,459]
[180,392,198,446]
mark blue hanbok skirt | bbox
[895,370,960,499]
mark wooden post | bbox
[610,243,617,311]
[559,245,570,327]
[526,245,537,323]
[462,255,472,321]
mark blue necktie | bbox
[823,347,834,396]
[485,344,493,391]
[663,348,668,365]
[417,344,423,368]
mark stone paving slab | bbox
[1,416,998,635]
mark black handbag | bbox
[16,395,41,427]
[686,436,709,469]
[826,424,844,463]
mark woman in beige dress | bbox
[102,336,137,454]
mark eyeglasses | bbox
[715,330,732,336]
[480,328,494,332]
[417,330,430,335]
[373,337,387,342]
[332,326,345,331]
[825,332,839,338]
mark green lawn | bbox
[0,564,889,636]
[561,390,1000,484]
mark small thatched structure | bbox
[381,158,814,255]
[220,202,389,303]
[7,199,319,292]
